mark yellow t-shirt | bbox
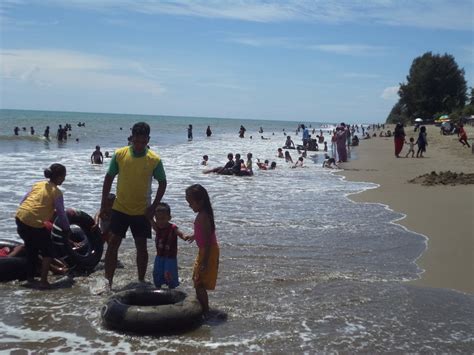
[16,181,63,228]
[109,146,165,215]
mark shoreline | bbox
[336,124,474,294]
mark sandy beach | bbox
[337,124,474,294]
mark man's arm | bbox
[100,174,115,217]
[146,180,167,219]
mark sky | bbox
[0,0,473,123]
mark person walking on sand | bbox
[185,184,219,316]
[394,123,405,158]
[15,163,70,289]
[405,137,416,158]
[415,126,428,158]
[458,124,470,148]
[335,124,348,163]
[99,122,167,290]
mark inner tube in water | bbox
[51,208,103,272]
[0,242,27,282]
[101,288,203,334]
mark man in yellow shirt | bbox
[100,122,167,289]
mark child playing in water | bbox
[277,148,284,158]
[201,155,209,166]
[292,156,304,168]
[152,203,189,289]
[284,151,293,164]
[185,184,219,316]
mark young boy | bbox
[152,203,189,289]
[405,137,416,158]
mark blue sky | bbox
[1,0,473,123]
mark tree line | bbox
[387,52,474,124]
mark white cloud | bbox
[309,44,388,56]
[12,0,473,30]
[343,72,380,79]
[227,36,389,56]
[0,49,165,96]
[381,86,399,100]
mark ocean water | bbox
[0,109,472,352]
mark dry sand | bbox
[337,124,474,294]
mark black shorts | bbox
[15,218,55,258]
[110,210,151,239]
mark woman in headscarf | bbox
[393,123,406,158]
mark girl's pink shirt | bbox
[194,220,218,248]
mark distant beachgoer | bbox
[246,153,253,173]
[269,162,277,169]
[14,127,19,136]
[188,125,193,141]
[201,155,209,166]
[277,148,284,158]
[152,202,190,289]
[30,127,35,135]
[203,153,234,175]
[322,154,339,169]
[185,184,219,316]
[302,125,310,147]
[284,151,293,164]
[91,145,104,164]
[15,163,70,289]
[44,126,50,140]
[336,124,348,163]
[256,159,269,170]
[261,136,270,140]
[415,126,428,158]
[293,157,304,168]
[206,126,212,137]
[394,123,406,158]
[259,127,263,133]
[458,124,470,148]
[405,137,416,158]
[324,141,328,151]
[230,154,242,175]
[239,125,246,138]
[284,136,295,149]
[104,151,111,158]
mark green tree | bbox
[395,52,467,121]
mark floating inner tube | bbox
[0,254,27,282]
[0,241,27,282]
[51,208,103,272]
[101,288,203,334]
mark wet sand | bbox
[337,124,474,294]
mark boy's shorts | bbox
[153,256,179,289]
[110,210,151,239]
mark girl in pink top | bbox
[185,184,219,316]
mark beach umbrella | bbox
[414,118,423,123]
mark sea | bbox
[0,109,472,352]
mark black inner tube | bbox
[117,289,186,306]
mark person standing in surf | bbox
[99,122,167,290]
